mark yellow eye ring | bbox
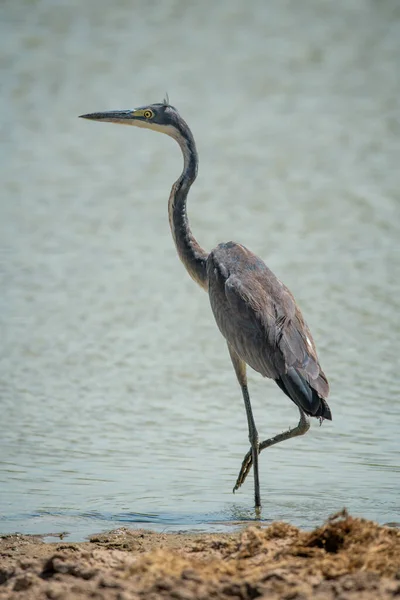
[144,109,153,119]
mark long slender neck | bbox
[168,120,208,290]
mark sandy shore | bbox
[0,511,399,600]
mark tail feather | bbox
[276,367,332,420]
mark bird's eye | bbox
[144,110,153,119]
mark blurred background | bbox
[1,0,399,541]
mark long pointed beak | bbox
[79,110,134,124]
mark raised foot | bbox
[232,410,311,495]
[232,447,253,492]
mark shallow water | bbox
[1,0,399,542]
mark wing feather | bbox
[207,244,329,400]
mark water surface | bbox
[1,0,399,541]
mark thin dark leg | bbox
[227,344,261,508]
[233,407,310,492]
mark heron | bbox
[80,100,331,508]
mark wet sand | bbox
[0,511,399,599]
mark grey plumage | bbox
[207,242,330,420]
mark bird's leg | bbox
[233,407,310,492]
[227,344,261,508]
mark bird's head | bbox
[80,98,183,140]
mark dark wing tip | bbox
[320,399,332,421]
[278,369,332,421]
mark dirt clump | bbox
[0,511,399,599]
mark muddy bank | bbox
[1,511,399,599]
